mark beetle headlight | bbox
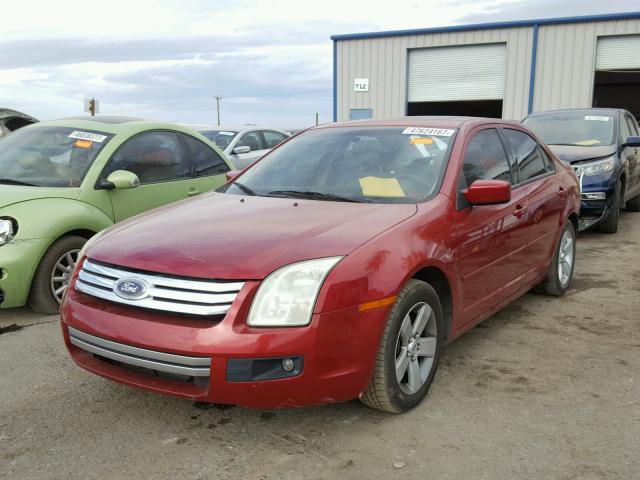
[0,218,17,246]
[247,257,343,327]
[574,156,616,177]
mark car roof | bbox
[194,125,289,133]
[29,117,203,136]
[525,108,623,118]
[313,116,523,130]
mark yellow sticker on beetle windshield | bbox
[74,139,93,149]
[410,137,433,145]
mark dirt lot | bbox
[1,213,639,480]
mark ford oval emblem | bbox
[114,277,149,300]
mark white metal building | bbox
[331,12,640,122]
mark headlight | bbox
[247,257,343,327]
[574,156,616,177]
[0,218,17,246]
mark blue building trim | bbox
[330,11,640,41]
[332,40,337,122]
[527,24,539,115]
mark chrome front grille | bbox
[68,326,211,377]
[75,259,244,316]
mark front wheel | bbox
[598,179,622,233]
[360,279,443,413]
[28,235,86,314]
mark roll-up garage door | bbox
[595,35,640,70]
[593,35,640,119]
[408,43,506,102]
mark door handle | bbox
[513,204,528,219]
[187,189,201,197]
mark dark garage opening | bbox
[407,99,503,118]
[592,70,640,119]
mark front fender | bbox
[1,198,113,241]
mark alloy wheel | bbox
[50,249,80,304]
[557,229,574,287]
[394,302,438,395]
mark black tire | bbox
[536,222,576,296]
[598,179,622,233]
[28,235,86,315]
[626,192,640,212]
[360,279,444,413]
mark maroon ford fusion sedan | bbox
[61,118,580,413]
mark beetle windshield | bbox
[199,130,238,150]
[0,126,113,187]
[523,112,615,147]
[222,126,456,204]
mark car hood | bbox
[0,185,80,209]
[89,192,418,280]
[548,144,616,164]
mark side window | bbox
[503,129,549,183]
[462,129,512,186]
[236,131,265,151]
[262,130,288,149]
[624,114,638,137]
[180,134,229,177]
[103,131,190,184]
[620,115,632,143]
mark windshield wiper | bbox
[268,190,368,203]
[0,178,38,186]
[232,181,257,196]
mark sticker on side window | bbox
[68,131,108,142]
[402,127,455,137]
[218,131,235,136]
[584,116,610,122]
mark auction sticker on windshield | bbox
[402,127,455,137]
[68,131,108,143]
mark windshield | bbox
[523,112,615,147]
[199,130,238,150]
[0,126,113,187]
[222,126,456,204]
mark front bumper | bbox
[60,282,390,408]
[577,172,617,231]
[0,237,51,308]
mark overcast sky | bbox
[0,0,637,128]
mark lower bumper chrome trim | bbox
[68,326,211,377]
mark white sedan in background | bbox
[193,125,290,169]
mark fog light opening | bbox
[282,358,295,372]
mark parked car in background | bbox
[61,117,579,413]
[0,116,233,314]
[523,108,640,232]
[195,125,290,169]
[0,108,38,139]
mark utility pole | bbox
[215,96,222,125]
[315,112,319,126]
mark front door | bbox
[622,114,640,199]
[229,131,268,169]
[454,128,529,325]
[100,131,197,221]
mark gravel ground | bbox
[1,213,639,480]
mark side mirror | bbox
[226,170,241,182]
[463,179,511,206]
[105,170,140,190]
[233,145,251,155]
[622,136,640,149]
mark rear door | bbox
[501,128,564,285]
[101,131,195,221]
[454,128,529,325]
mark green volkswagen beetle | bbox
[0,116,235,314]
